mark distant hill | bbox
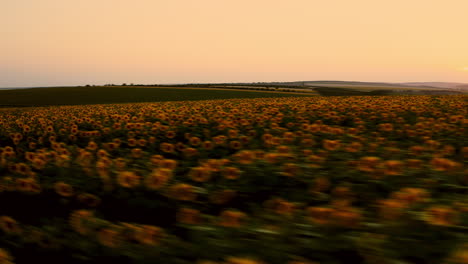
[399,82,468,90]
[2,81,467,95]
[244,80,468,91]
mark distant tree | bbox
[122,83,127,86]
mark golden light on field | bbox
[2,0,468,87]
[0,95,467,263]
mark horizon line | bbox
[2,79,468,89]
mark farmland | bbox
[0,86,314,107]
[0,95,467,264]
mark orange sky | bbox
[2,0,468,87]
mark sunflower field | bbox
[0,95,467,264]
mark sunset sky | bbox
[2,0,468,87]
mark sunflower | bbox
[175,142,187,152]
[55,154,71,168]
[462,147,468,159]
[165,130,176,139]
[117,171,141,188]
[306,207,334,225]
[408,145,425,156]
[234,150,255,165]
[120,223,141,242]
[300,138,315,148]
[280,163,301,177]
[378,199,407,221]
[31,157,46,170]
[305,154,325,165]
[331,186,353,200]
[382,160,404,176]
[69,210,94,235]
[97,227,122,248]
[425,206,459,227]
[213,135,227,146]
[378,123,393,132]
[430,157,457,172]
[160,159,177,170]
[113,157,127,171]
[135,225,164,246]
[282,131,295,144]
[261,133,273,142]
[246,129,257,137]
[138,138,147,147]
[446,243,468,264]
[96,149,108,159]
[225,257,263,264]
[26,180,42,194]
[86,141,98,151]
[425,139,441,151]
[357,156,381,173]
[183,147,199,158]
[150,154,164,167]
[322,140,341,151]
[260,152,275,164]
[188,166,212,182]
[113,138,122,146]
[265,198,295,216]
[25,152,35,161]
[391,188,429,205]
[210,189,236,205]
[177,208,201,225]
[311,176,331,193]
[15,178,31,192]
[54,181,74,197]
[438,145,455,156]
[224,129,237,139]
[77,193,101,207]
[405,159,423,170]
[345,142,363,153]
[330,207,361,228]
[0,216,21,235]
[239,135,250,145]
[168,183,197,201]
[28,141,37,149]
[201,159,222,172]
[145,169,172,190]
[7,163,18,174]
[229,140,242,150]
[160,143,175,153]
[218,210,247,228]
[202,140,214,150]
[3,146,14,155]
[0,248,14,264]
[189,136,201,146]
[131,148,143,158]
[287,261,318,264]
[221,166,242,180]
[276,145,291,154]
[197,261,219,264]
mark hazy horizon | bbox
[3,0,468,88]
[2,79,468,90]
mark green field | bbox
[0,86,313,107]
[312,87,393,96]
